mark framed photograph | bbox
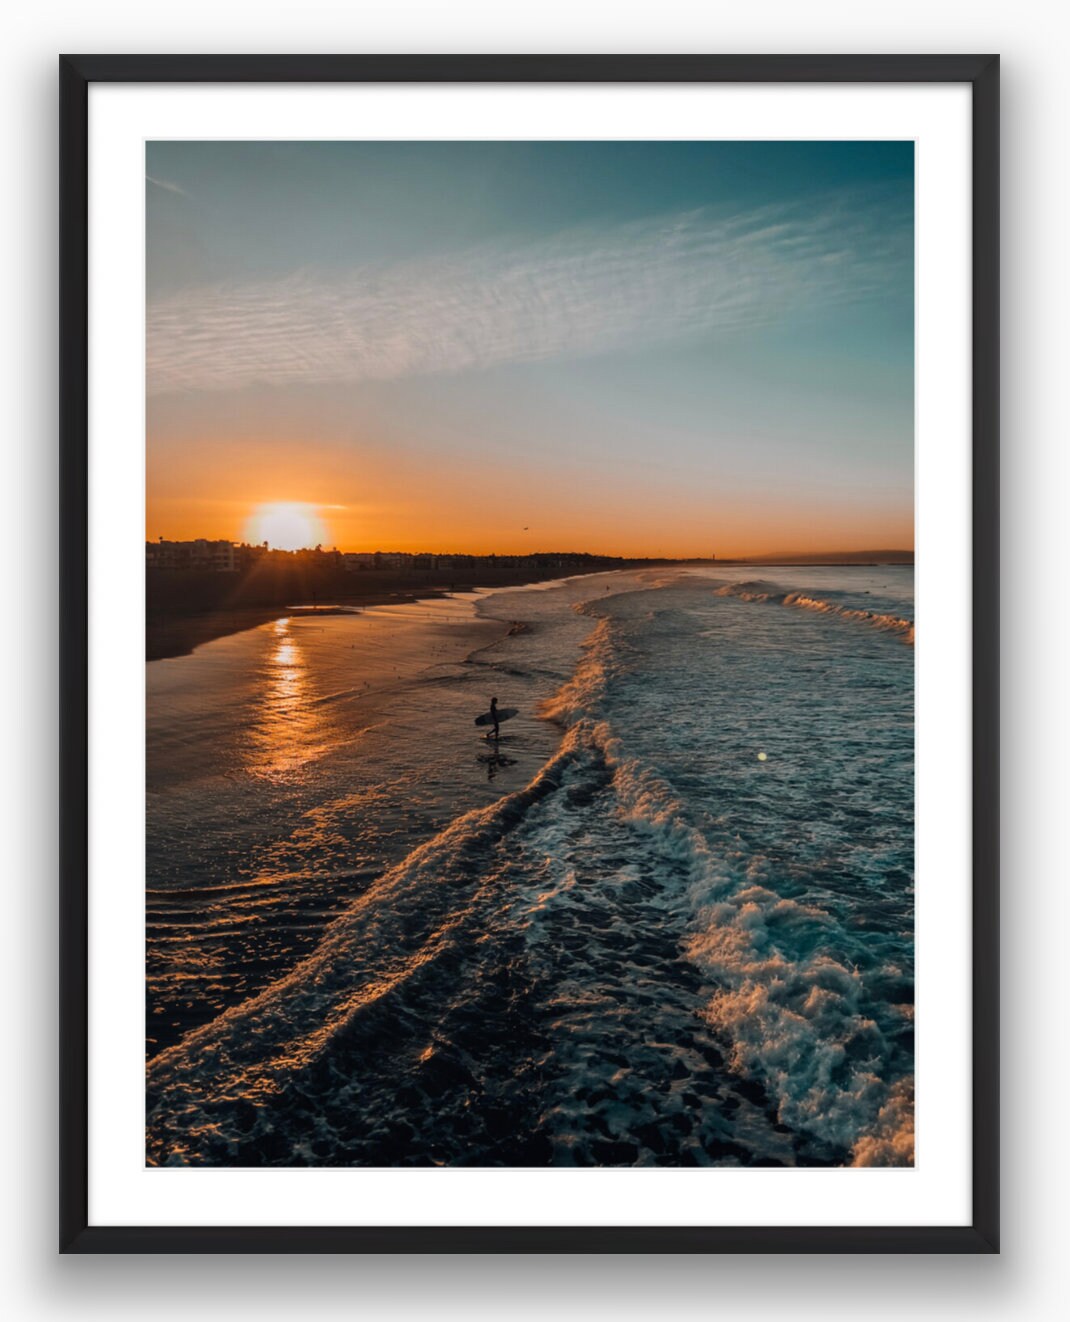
[59,54,999,1253]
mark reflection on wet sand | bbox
[477,746,517,781]
[246,618,330,781]
[146,599,520,1057]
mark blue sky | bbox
[146,140,914,556]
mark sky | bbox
[146,140,914,558]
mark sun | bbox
[244,502,328,551]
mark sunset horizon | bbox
[147,140,913,564]
[146,469,914,559]
[146,512,915,562]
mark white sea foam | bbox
[534,596,915,1165]
[603,728,912,1164]
[715,580,915,644]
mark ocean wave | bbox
[146,728,589,1164]
[533,619,913,1165]
[714,581,914,645]
[536,616,615,724]
[593,722,912,1165]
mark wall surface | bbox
[2,3,1063,1318]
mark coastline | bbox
[146,592,447,662]
[145,571,609,1064]
[146,571,634,1051]
[146,570,574,662]
[145,558,912,662]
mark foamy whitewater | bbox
[146,566,914,1167]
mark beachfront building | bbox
[341,552,377,572]
[147,538,238,572]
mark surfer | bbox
[474,699,515,736]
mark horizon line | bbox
[146,538,915,563]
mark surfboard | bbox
[474,707,518,727]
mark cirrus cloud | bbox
[147,197,910,397]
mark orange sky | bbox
[146,430,913,560]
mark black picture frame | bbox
[59,52,999,1254]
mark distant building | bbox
[145,539,174,570]
[147,539,640,579]
[146,538,237,572]
[342,552,377,571]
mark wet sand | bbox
[146,592,519,1052]
[147,590,454,661]
[145,566,622,661]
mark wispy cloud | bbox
[147,174,187,196]
[147,198,910,396]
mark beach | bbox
[147,594,453,662]
[145,566,915,1167]
[146,562,655,660]
[145,588,534,1052]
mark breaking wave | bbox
[547,728,914,1160]
[146,731,587,1164]
[714,580,914,644]
[533,595,911,1164]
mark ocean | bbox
[145,566,914,1167]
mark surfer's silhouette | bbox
[489,696,500,740]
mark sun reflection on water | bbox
[245,618,330,781]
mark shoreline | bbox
[146,560,913,662]
[146,591,453,662]
[146,573,581,662]
[146,560,912,661]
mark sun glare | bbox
[245,502,328,552]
